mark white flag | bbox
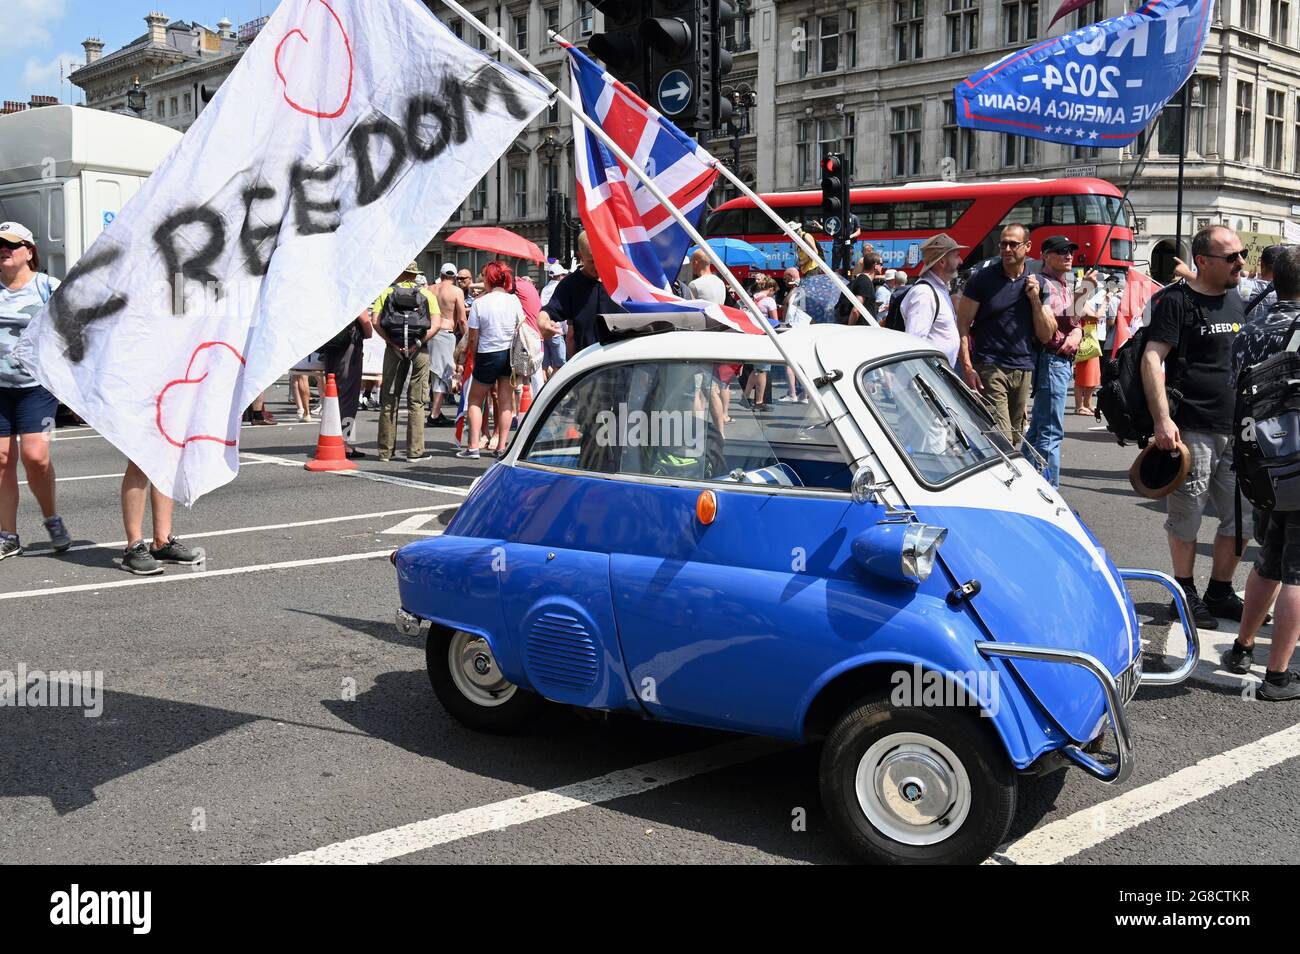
[14,0,547,505]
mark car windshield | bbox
[859,354,1017,485]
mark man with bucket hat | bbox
[899,233,966,367]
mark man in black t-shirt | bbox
[1142,225,1248,629]
[540,232,623,355]
[839,251,881,325]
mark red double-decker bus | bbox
[704,177,1136,280]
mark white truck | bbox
[0,104,182,279]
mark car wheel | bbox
[820,692,1017,865]
[426,628,546,734]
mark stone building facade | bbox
[746,0,1300,277]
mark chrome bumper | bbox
[974,567,1201,786]
[396,608,422,637]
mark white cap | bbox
[0,221,35,245]
[547,262,568,277]
[440,262,457,277]
[884,269,898,281]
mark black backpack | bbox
[883,282,938,333]
[378,285,432,348]
[1095,282,1199,447]
[1233,311,1300,515]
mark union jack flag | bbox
[562,42,765,335]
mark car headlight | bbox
[851,522,948,585]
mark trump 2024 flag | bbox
[14,0,546,505]
[955,0,1213,148]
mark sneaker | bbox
[43,515,71,552]
[456,448,481,459]
[1259,670,1300,701]
[0,535,21,561]
[1203,589,1248,622]
[1221,640,1255,675]
[1169,592,1218,631]
[150,535,203,565]
[122,540,163,576]
[407,452,431,463]
[777,396,798,403]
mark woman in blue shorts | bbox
[0,221,71,560]
[458,261,525,460]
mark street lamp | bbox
[126,76,147,116]
[540,134,568,264]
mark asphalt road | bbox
[1,386,1296,866]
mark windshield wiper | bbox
[912,374,973,452]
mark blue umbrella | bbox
[687,237,770,269]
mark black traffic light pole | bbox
[821,152,852,275]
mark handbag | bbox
[1075,320,1101,363]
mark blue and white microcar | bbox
[393,318,1198,865]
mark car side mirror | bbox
[851,466,890,505]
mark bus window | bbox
[705,208,750,236]
[856,204,891,231]
[965,196,1047,265]
[1051,195,1078,225]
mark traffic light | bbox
[589,0,651,95]
[702,0,735,130]
[644,0,699,126]
[821,153,852,272]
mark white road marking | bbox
[241,451,471,497]
[42,422,318,443]
[264,737,784,865]
[988,722,1300,865]
[0,550,394,602]
[20,504,459,556]
[20,458,275,487]
[381,513,449,536]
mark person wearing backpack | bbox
[1223,245,1300,698]
[371,262,440,463]
[1142,226,1248,630]
[0,221,72,560]
[898,233,964,367]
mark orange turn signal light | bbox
[696,490,717,526]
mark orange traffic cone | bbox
[305,373,357,472]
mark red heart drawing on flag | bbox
[274,0,354,119]
[155,341,247,450]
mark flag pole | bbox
[708,162,878,326]
[436,0,837,423]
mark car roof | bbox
[569,324,939,372]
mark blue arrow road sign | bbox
[657,70,692,116]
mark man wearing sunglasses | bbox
[1142,225,1248,630]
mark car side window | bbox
[522,360,852,491]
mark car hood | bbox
[913,501,1138,743]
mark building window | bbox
[546,96,560,124]
[1003,0,1039,44]
[1072,144,1100,159]
[796,118,813,183]
[471,176,489,219]
[183,92,192,113]
[845,10,857,69]
[948,0,980,53]
[819,15,840,72]
[891,104,922,177]
[1075,0,1104,27]
[843,113,856,179]
[1265,88,1285,168]
[726,12,753,52]
[894,0,925,62]
[511,166,528,217]
[513,14,528,53]
[943,98,976,170]
[798,17,811,76]
[1294,93,1300,173]
[1271,0,1290,41]
[1002,133,1035,167]
[580,1,594,36]
[170,97,178,117]
[1241,0,1260,31]
[545,5,559,35]
[1236,80,1254,161]
[476,16,489,50]
[450,17,463,40]
[817,117,840,168]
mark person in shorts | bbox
[428,263,465,427]
[459,261,525,460]
[0,221,71,560]
[1142,225,1247,630]
[1222,245,1300,698]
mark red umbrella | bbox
[446,226,545,264]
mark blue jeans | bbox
[1026,351,1073,487]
